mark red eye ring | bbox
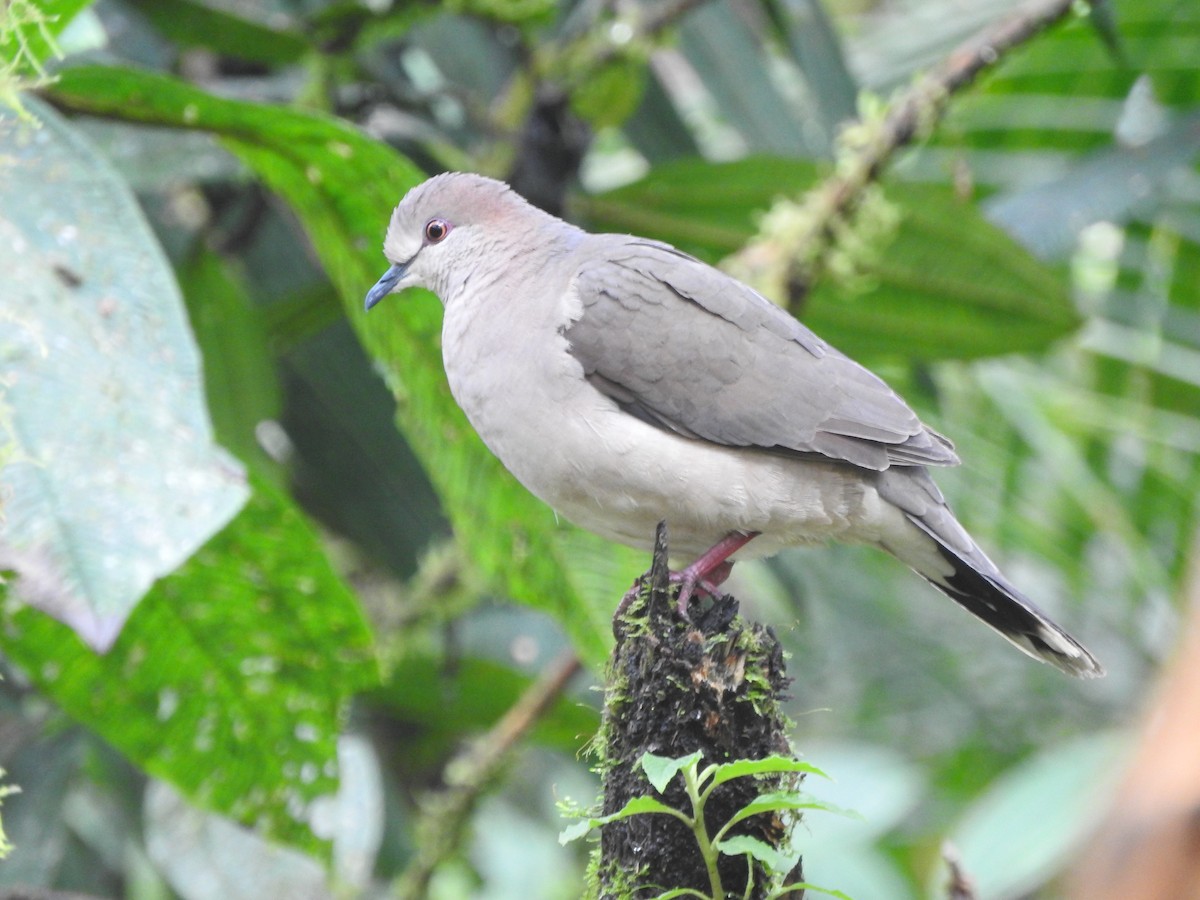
[424,218,451,243]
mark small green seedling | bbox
[561,751,857,900]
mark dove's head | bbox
[365,172,560,311]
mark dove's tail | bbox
[874,468,1104,679]
[904,515,1105,679]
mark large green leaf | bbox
[0,100,248,650]
[947,0,1200,147]
[178,248,282,477]
[984,114,1200,258]
[0,481,379,856]
[280,321,448,579]
[765,0,859,136]
[679,3,826,156]
[46,63,626,665]
[577,157,1080,361]
[941,732,1125,899]
[124,0,310,65]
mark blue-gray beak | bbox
[364,262,408,312]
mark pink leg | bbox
[672,531,760,615]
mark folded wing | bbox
[564,238,957,472]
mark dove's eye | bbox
[424,218,451,243]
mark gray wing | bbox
[564,237,958,471]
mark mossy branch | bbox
[724,0,1086,303]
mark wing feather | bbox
[564,237,957,471]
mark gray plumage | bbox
[568,237,958,470]
[365,172,1103,679]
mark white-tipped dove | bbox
[365,172,1103,678]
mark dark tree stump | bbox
[593,523,801,899]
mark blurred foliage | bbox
[0,0,1195,897]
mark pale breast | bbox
[439,260,878,560]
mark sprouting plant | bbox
[0,0,63,120]
[561,751,856,900]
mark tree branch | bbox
[726,0,1082,302]
[396,650,583,900]
[632,0,711,43]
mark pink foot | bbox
[673,532,760,615]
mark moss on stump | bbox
[590,523,800,899]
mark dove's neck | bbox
[435,219,584,301]
[438,230,591,477]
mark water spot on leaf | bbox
[286,790,309,822]
[157,687,179,721]
[240,655,280,676]
[308,792,337,839]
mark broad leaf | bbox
[714,834,798,875]
[942,732,1126,899]
[0,481,380,855]
[706,754,828,789]
[641,750,703,794]
[984,113,1200,258]
[679,3,826,156]
[558,794,682,845]
[125,0,310,65]
[178,248,282,476]
[0,100,248,650]
[720,791,856,835]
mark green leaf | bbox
[706,754,828,789]
[943,0,1200,147]
[763,0,858,135]
[179,248,281,476]
[803,182,1081,360]
[279,321,446,578]
[124,0,310,65]
[577,157,1080,362]
[984,113,1200,258]
[720,790,858,835]
[570,56,646,129]
[715,834,797,875]
[942,732,1126,899]
[0,480,380,856]
[641,750,703,794]
[772,881,855,900]
[449,0,556,29]
[0,99,248,650]
[557,794,682,845]
[679,4,824,156]
[557,818,595,845]
[47,63,628,666]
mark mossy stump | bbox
[592,523,800,899]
